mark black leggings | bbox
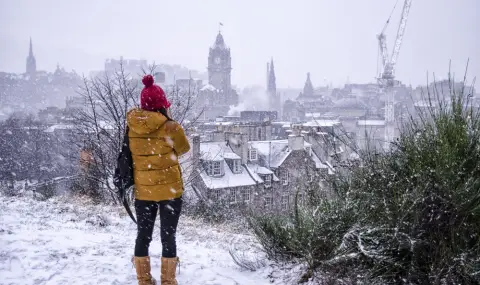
[134,198,182,258]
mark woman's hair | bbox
[156,107,173,121]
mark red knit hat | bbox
[140,75,171,111]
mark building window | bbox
[242,188,251,202]
[211,189,221,201]
[296,192,305,205]
[228,188,237,203]
[206,161,223,176]
[264,196,272,209]
[205,132,213,141]
[249,148,258,161]
[233,159,241,173]
[281,195,289,210]
[306,146,312,156]
[264,174,272,188]
[281,170,289,185]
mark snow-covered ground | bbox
[0,193,308,285]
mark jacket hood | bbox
[127,108,168,135]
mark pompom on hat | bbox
[140,75,171,111]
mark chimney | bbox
[265,122,272,141]
[226,132,248,165]
[192,134,200,169]
[288,124,304,151]
[212,131,225,142]
[240,133,249,164]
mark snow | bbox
[303,119,341,127]
[203,121,234,126]
[200,84,218,92]
[200,142,236,161]
[245,165,263,183]
[311,152,328,169]
[255,166,273,175]
[44,124,75,133]
[0,193,307,285]
[357,120,385,126]
[249,140,311,168]
[199,142,258,189]
[223,152,241,160]
[305,112,321,118]
[200,163,257,189]
[325,161,335,174]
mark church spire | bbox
[267,58,280,113]
[26,37,37,76]
[29,37,33,56]
[303,72,314,97]
[267,58,276,95]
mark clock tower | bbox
[208,32,232,92]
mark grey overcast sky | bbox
[0,0,478,88]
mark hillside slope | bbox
[0,194,306,285]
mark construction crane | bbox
[377,0,412,149]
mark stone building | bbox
[295,73,333,115]
[0,39,82,114]
[191,127,333,213]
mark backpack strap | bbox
[123,195,137,224]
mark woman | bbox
[127,75,190,285]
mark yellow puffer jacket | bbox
[127,108,190,201]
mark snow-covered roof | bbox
[200,142,233,161]
[203,121,234,126]
[199,142,257,189]
[200,84,218,92]
[248,139,312,168]
[245,164,279,183]
[199,163,257,190]
[325,161,335,174]
[303,119,341,127]
[311,152,328,169]
[357,120,385,126]
[44,124,75,133]
[256,166,273,175]
[245,165,263,183]
[305,112,321,118]
[223,152,241,160]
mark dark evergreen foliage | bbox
[249,75,480,284]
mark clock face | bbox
[214,57,221,64]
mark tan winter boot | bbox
[133,256,157,285]
[161,257,179,285]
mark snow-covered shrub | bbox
[229,248,267,272]
[250,75,480,284]
[184,198,244,224]
[85,214,111,227]
[249,196,354,266]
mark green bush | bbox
[249,77,480,284]
[249,198,354,267]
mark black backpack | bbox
[113,126,137,224]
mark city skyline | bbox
[1,0,478,88]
